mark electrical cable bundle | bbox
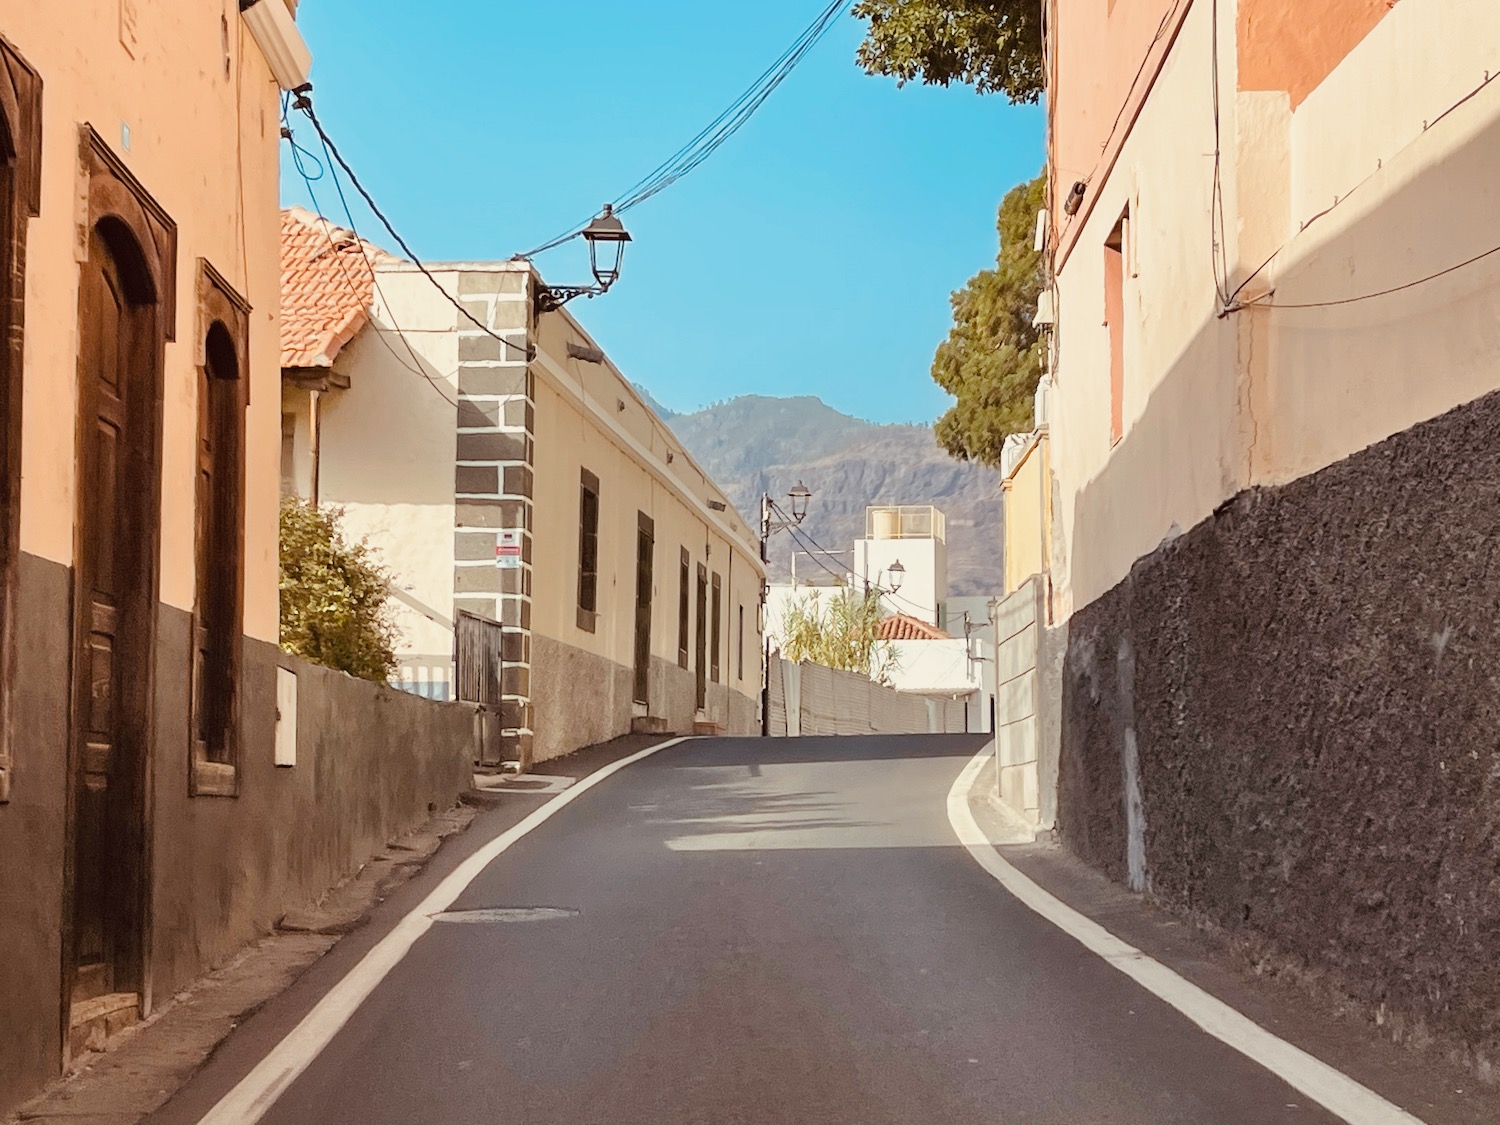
[519,0,848,259]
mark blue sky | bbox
[282,0,1043,425]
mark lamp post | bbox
[535,204,634,312]
[885,559,906,595]
[760,481,813,736]
[863,558,906,600]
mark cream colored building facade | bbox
[1044,0,1500,613]
[281,223,764,764]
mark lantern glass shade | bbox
[887,559,906,593]
[583,204,631,289]
[787,481,812,523]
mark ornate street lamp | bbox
[584,204,630,289]
[536,204,633,313]
[886,559,906,594]
[787,481,812,525]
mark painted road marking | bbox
[946,747,1428,1125]
[195,738,692,1125]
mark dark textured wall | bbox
[0,561,475,1116]
[149,627,476,1004]
[0,554,71,1112]
[1059,388,1500,1059]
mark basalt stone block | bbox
[457,272,526,296]
[502,465,534,499]
[455,466,499,496]
[459,335,504,363]
[501,630,528,663]
[454,500,524,529]
[500,597,531,629]
[457,400,502,430]
[503,398,534,431]
[454,531,497,562]
[453,567,508,594]
[456,431,525,463]
[458,367,527,397]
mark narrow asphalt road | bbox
[152,735,1345,1125]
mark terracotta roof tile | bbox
[280,206,398,369]
[877,614,950,641]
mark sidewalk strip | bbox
[195,737,691,1125]
[946,747,1427,1125]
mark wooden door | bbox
[70,231,149,1004]
[633,515,653,705]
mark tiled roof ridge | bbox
[280,207,401,369]
[877,613,950,641]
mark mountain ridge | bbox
[644,390,1003,598]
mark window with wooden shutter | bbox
[695,563,708,710]
[710,572,722,684]
[677,547,690,669]
[576,468,599,633]
[190,262,249,796]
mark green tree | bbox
[780,588,899,685]
[279,496,399,682]
[853,0,1044,102]
[931,171,1046,467]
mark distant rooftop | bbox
[877,614,950,641]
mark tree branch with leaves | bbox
[931,171,1047,467]
[853,0,1044,102]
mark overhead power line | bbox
[282,110,463,409]
[518,0,849,259]
[294,96,533,361]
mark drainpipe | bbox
[308,388,321,506]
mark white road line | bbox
[196,737,691,1125]
[946,747,1428,1125]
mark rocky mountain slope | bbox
[642,392,1003,597]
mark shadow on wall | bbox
[1057,111,1500,1060]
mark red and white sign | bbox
[496,530,522,570]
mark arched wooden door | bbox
[69,222,158,1008]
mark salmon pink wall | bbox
[1049,0,1186,269]
[1238,0,1401,108]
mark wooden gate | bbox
[454,610,506,768]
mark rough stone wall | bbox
[650,656,698,735]
[531,641,757,760]
[1059,387,1500,1058]
[530,634,633,763]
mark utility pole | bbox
[759,483,812,737]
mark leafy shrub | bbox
[279,496,398,682]
[780,587,899,685]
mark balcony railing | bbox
[865,505,945,542]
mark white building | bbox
[853,506,947,626]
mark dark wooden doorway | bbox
[68,222,161,1011]
[633,514,653,705]
[695,562,708,711]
